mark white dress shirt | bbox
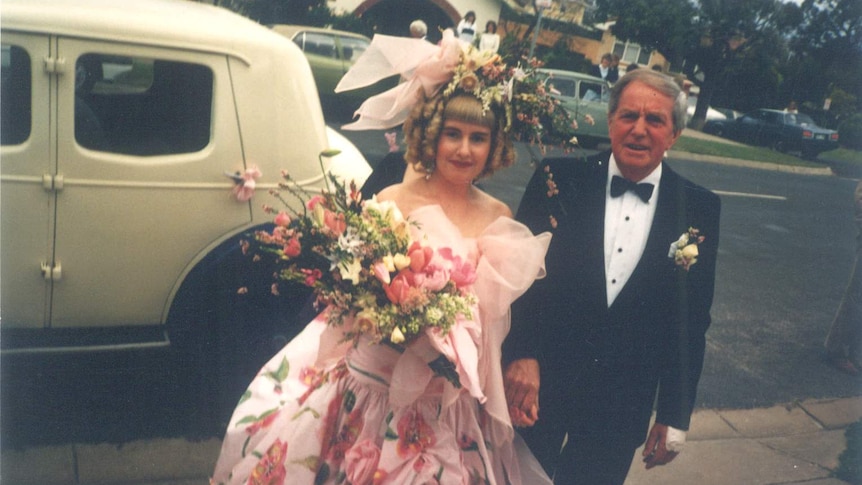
[604,155,661,307]
[602,155,687,451]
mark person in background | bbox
[409,19,427,40]
[479,20,500,53]
[503,68,721,484]
[824,180,862,376]
[590,53,619,84]
[457,11,477,44]
[626,63,640,73]
[609,53,621,83]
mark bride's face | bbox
[435,119,492,186]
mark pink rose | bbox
[384,271,416,305]
[407,242,434,273]
[306,194,325,210]
[273,211,291,227]
[323,210,346,235]
[344,439,381,484]
[283,237,301,258]
[301,268,322,287]
[414,265,448,292]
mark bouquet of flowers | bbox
[244,152,477,368]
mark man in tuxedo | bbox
[503,68,721,484]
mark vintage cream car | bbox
[1,0,371,429]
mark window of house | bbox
[613,41,651,66]
[74,54,213,155]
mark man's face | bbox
[608,81,681,181]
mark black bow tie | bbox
[610,175,654,202]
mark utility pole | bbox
[528,0,552,58]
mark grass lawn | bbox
[673,133,862,178]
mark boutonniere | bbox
[668,227,705,271]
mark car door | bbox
[35,38,249,329]
[0,34,54,328]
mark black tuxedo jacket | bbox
[504,151,721,448]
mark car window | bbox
[794,113,816,126]
[580,80,607,103]
[299,32,338,59]
[339,36,369,62]
[74,53,213,155]
[1,44,32,145]
[548,78,576,98]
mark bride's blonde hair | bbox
[403,93,515,179]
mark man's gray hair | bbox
[608,69,688,134]
[410,20,428,37]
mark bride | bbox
[211,29,565,485]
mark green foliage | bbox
[838,114,862,150]
[834,419,862,484]
[540,38,591,72]
[672,134,824,167]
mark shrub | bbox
[839,114,862,151]
[834,419,862,484]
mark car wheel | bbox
[166,227,313,437]
[772,139,787,153]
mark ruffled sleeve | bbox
[475,217,551,445]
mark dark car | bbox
[703,108,839,159]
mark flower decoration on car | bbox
[668,227,705,271]
[242,151,476,386]
[226,165,262,202]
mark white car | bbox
[1,0,371,432]
[686,95,727,125]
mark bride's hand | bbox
[504,358,541,427]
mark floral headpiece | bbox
[335,29,576,151]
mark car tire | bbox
[166,227,313,437]
[772,139,787,153]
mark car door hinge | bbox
[42,174,64,192]
[43,56,66,75]
[41,261,62,281]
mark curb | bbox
[668,150,835,176]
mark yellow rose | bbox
[390,327,405,344]
[393,253,412,271]
[681,244,699,267]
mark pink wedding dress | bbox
[211,205,551,485]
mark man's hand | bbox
[642,422,679,469]
[504,358,540,427]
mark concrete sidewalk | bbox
[2,396,860,485]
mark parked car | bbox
[1,0,371,433]
[686,96,727,125]
[271,24,398,112]
[538,68,610,148]
[703,108,839,159]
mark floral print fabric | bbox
[211,205,551,485]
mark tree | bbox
[787,0,862,125]
[595,0,800,129]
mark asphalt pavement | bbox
[2,132,860,485]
